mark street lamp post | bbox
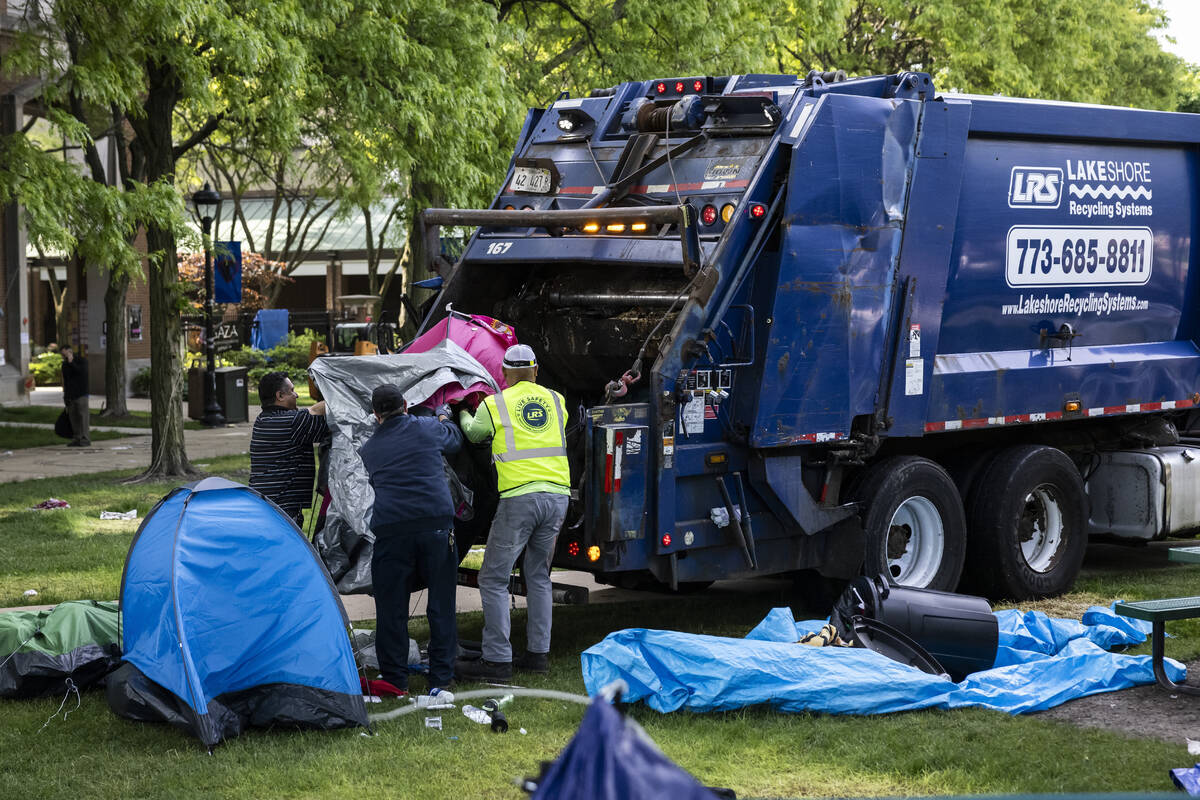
[192,183,226,428]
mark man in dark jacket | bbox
[249,371,327,525]
[359,385,463,695]
[60,346,90,447]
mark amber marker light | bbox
[631,222,648,232]
[587,546,601,562]
[606,223,626,233]
[582,222,600,233]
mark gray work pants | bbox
[478,492,569,662]
[67,396,90,445]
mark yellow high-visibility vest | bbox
[482,381,570,493]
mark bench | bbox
[1115,593,1200,695]
[1168,546,1200,565]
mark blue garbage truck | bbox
[419,71,1200,600]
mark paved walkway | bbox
[0,424,255,482]
[0,387,260,482]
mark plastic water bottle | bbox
[462,704,492,725]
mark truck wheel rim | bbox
[1019,485,1064,573]
[885,496,944,587]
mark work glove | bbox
[434,403,452,419]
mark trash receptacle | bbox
[833,574,998,681]
[187,368,204,421]
[215,367,249,423]
[186,366,249,423]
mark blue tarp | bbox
[581,605,1183,716]
[251,308,289,350]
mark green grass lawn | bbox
[0,461,1194,798]
[0,426,127,450]
[0,404,204,430]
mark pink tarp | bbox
[404,313,518,408]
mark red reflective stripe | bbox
[613,431,624,492]
[926,397,1194,434]
[603,429,613,494]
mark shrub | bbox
[264,329,324,371]
[131,366,152,397]
[248,364,308,388]
[132,366,189,399]
[29,352,63,386]
[221,346,269,370]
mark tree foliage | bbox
[3,0,1197,470]
[177,251,291,312]
[781,0,1184,109]
[3,0,515,475]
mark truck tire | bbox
[964,445,1087,600]
[852,456,967,591]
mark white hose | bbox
[367,687,591,724]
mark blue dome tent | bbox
[106,477,366,748]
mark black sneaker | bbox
[514,651,550,675]
[455,657,512,683]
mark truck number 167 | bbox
[485,242,514,255]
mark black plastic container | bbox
[834,575,998,681]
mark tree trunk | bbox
[100,268,130,418]
[399,169,444,340]
[130,69,195,481]
[137,222,195,479]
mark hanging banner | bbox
[213,241,243,304]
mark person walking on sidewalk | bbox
[249,371,327,526]
[455,344,570,683]
[60,346,90,448]
[359,385,463,696]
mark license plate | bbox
[512,166,552,194]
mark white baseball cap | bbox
[503,344,538,368]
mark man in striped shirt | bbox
[250,371,328,526]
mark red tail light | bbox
[701,204,718,226]
[567,541,580,557]
[692,79,704,92]
[656,82,667,94]
[661,533,672,547]
[674,81,685,93]
[749,203,767,219]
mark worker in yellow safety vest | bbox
[455,344,570,682]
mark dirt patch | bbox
[1037,658,1200,744]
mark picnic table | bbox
[1113,545,1200,695]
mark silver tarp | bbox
[309,340,498,593]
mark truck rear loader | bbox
[419,71,1200,601]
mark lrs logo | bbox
[1008,166,1063,209]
